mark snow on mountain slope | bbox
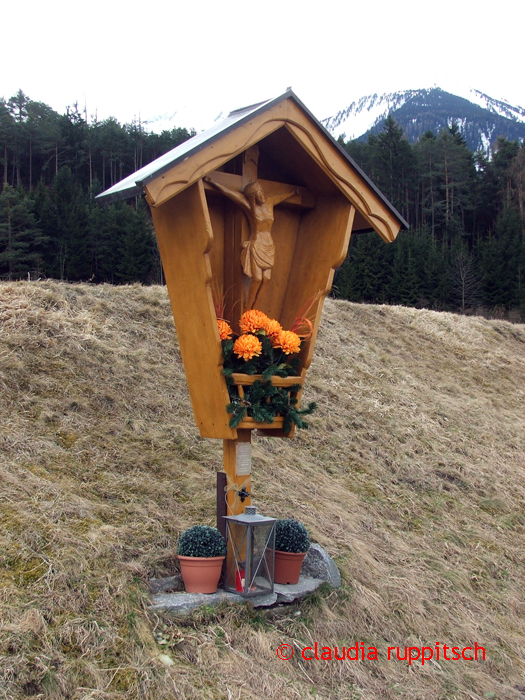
[322,83,525,140]
[322,90,418,141]
[437,82,525,123]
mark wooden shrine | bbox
[97,90,408,516]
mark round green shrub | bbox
[177,525,227,558]
[274,519,310,553]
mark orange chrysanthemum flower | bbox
[263,317,282,343]
[239,309,269,334]
[274,330,301,355]
[233,334,263,361]
[217,319,233,340]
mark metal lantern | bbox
[224,506,276,597]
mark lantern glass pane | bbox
[249,521,275,593]
[225,521,248,593]
[225,520,275,597]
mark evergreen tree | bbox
[420,231,447,309]
[340,137,375,177]
[31,179,56,273]
[26,101,61,190]
[114,200,154,283]
[59,104,89,186]
[509,144,525,236]
[0,99,16,186]
[494,207,523,308]
[435,127,476,243]
[371,116,416,219]
[416,132,441,240]
[475,207,522,310]
[51,167,89,280]
[387,235,420,306]
[0,184,47,279]
[476,137,519,238]
[7,90,30,188]
[334,233,388,303]
[87,199,115,282]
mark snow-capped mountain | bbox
[322,87,525,152]
[142,86,525,154]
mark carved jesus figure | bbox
[204,177,298,309]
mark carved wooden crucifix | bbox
[204,145,314,319]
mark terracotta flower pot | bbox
[273,550,307,585]
[178,555,225,594]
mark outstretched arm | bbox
[203,176,250,213]
[268,187,300,207]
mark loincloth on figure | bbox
[241,232,275,277]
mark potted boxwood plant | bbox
[273,519,310,585]
[177,525,227,594]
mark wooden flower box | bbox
[230,373,302,430]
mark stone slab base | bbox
[149,575,324,616]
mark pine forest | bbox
[1,90,524,321]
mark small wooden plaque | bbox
[235,441,252,476]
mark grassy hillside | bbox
[1,281,525,700]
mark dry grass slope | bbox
[1,281,525,700]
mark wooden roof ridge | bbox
[96,89,408,231]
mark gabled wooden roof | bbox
[97,90,408,242]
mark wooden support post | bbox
[216,470,228,586]
[216,472,227,539]
[222,429,252,516]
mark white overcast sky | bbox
[3,0,524,132]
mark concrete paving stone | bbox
[274,576,325,603]
[149,589,278,615]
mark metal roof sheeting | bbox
[95,97,275,204]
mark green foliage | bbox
[372,115,416,217]
[177,525,227,558]
[274,519,310,553]
[1,89,195,193]
[226,378,316,434]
